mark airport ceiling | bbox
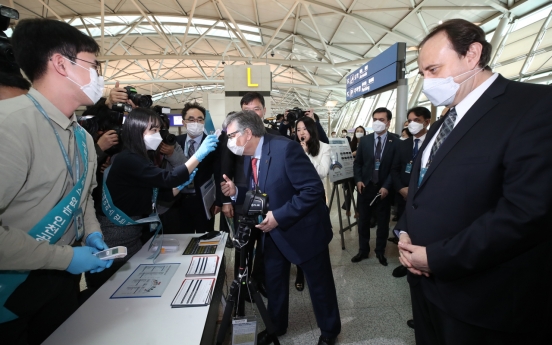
[3,0,552,119]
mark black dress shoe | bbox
[318,335,336,345]
[392,216,398,221]
[392,265,408,277]
[295,268,305,291]
[351,252,369,263]
[257,329,286,345]
[407,319,415,329]
[376,254,388,266]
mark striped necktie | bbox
[427,108,457,166]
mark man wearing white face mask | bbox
[395,19,552,344]
[173,102,221,234]
[0,19,112,343]
[352,108,398,266]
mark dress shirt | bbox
[421,73,498,168]
[231,136,264,201]
[0,88,100,270]
[185,134,203,159]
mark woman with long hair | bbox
[85,108,217,291]
[292,117,331,292]
[350,125,366,157]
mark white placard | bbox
[328,138,355,183]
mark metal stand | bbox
[328,179,358,250]
[215,238,279,345]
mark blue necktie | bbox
[372,136,381,184]
[412,139,420,159]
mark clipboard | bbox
[199,176,216,220]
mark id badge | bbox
[375,161,381,170]
[405,163,412,174]
[418,167,428,187]
[74,207,85,241]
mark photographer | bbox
[279,108,329,144]
[221,111,340,345]
[1,18,112,343]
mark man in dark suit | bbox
[352,107,398,266]
[221,111,341,345]
[392,107,431,226]
[168,102,218,233]
[396,19,552,344]
[218,92,281,298]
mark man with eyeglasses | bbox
[0,19,111,344]
[169,102,221,234]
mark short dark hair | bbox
[407,106,431,120]
[373,107,392,121]
[11,18,100,82]
[182,101,206,118]
[0,72,31,90]
[240,92,265,108]
[419,19,492,70]
[295,117,320,157]
[123,108,161,159]
[276,114,284,121]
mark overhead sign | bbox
[346,42,406,101]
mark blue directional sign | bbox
[346,42,406,101]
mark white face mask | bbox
[227,135,248,156]
[355,132,364,138]
[331,134,336,138]
[144,132,163,151]
[63,57,104,104]
[408,121,425,135]
[372,121,387,134]
[341,133,347,138]
[186,122,204,138]
[422,68,483,107]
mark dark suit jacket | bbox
[396,75,552,332]
[218,127,280,206]
[176,133,219,204]
[353,132,397,190]
[236,134,332,264]
[391,137,414,191]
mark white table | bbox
[44,233,227,345]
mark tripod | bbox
[215,228,280,345]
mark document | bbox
[111,263,180,299]
[171,278,215,307]
[186,255,219,277]
[200,176,216,220]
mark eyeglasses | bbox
[65,56,101,75]
[227,130,241,139]
[184,117,205,123]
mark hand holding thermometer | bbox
[93,246,127,260]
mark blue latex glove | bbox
[66,246,111,274]
[85,232,113,269]
[177,168,198,190]
[193,135,218,162]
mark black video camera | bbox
[234,189,269,248]
[285,107,305,127]
[0,5,19,75]
[152,105,176,146]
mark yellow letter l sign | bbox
[247,67,258,87]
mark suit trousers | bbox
[357,182,391,255]
[264,233,341,338]
[410,281,550,345]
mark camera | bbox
[0,5,19,75]
[152,105,176,146]
[271,51,275,57]
[126,86,152,108]
[234,189,269,248]
[284,107,305,128]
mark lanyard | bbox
[26,94,80,181]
